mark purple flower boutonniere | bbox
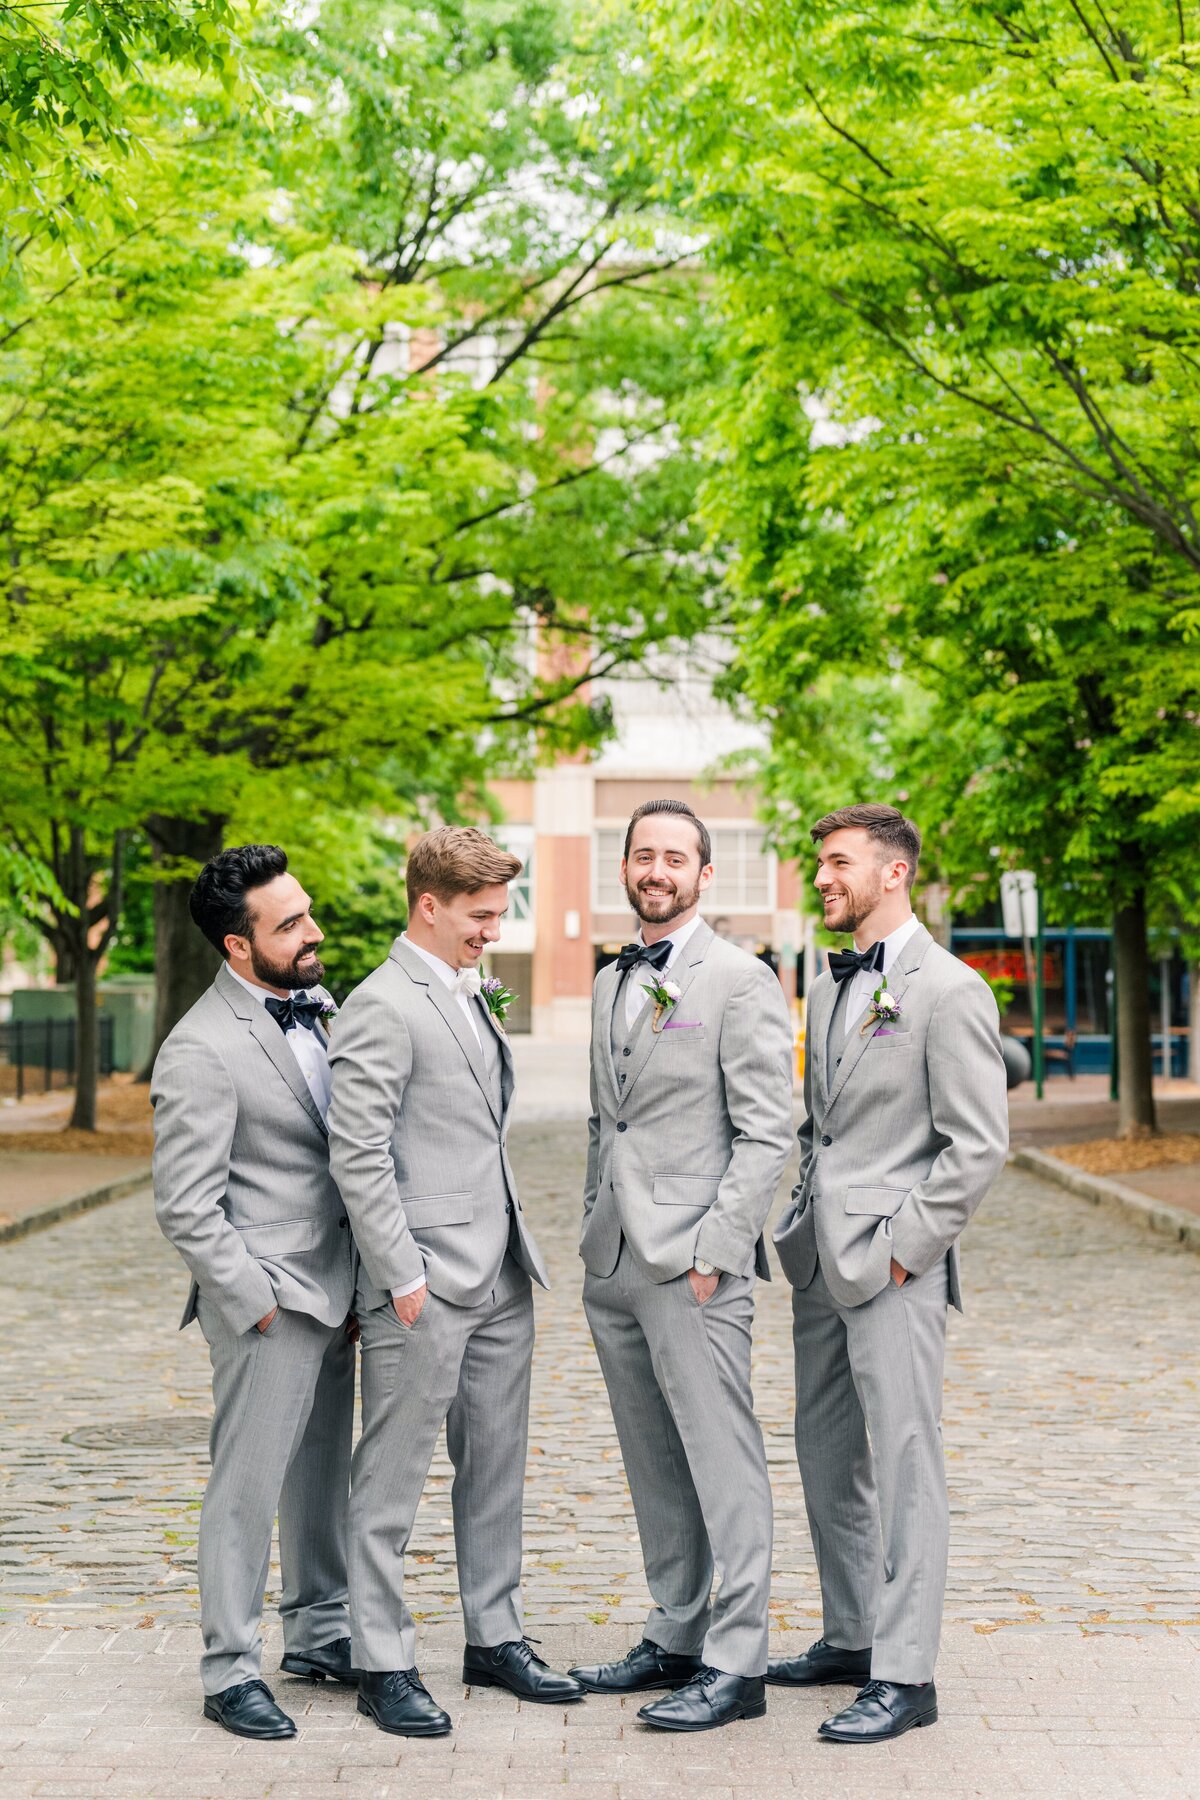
[861,974,901,1036]
[481,974,515,1032]
[643,975,682,1034]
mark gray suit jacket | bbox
[582,921,795,1283]
[151,964,355,1337]
[327,937,549,1311]
[773,923,1008,1311]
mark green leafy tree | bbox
[1,0,720,1117]
[634,0,1200,1132]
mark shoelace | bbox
[856,1680,892,1705]
[497,1638,542,1669]
[223,1678,274,1704]
[695,1666,722,1691]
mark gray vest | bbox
[610,970,657,1091]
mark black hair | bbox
[189,844,289,957]
[623,798,713,867]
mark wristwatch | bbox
[693,1258,717,1277]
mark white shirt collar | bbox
[401,931,463,992]
[875,913,920,975]
[228,965,297,1007]
[637,910,705,966]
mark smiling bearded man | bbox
[772,803,1008,1745]
[327,826,583,1736]
[152,845,358,1741]
[570,799,794,1733]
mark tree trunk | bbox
[68,938,99,1131]
[139,813,225,1077]
[1189,960,1200,1086]
[1113,890,1157,1137]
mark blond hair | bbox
[405,826,522,912]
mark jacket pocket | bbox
[844,1185,909,1217]
[239,1217,321,1254]
[869,1030,913,1046]
[402,1191,474,1229]
[652,1174,722,1208]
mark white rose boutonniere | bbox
[861,973,902,1035]
[643,975,683,1034]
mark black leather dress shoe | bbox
[463,1639,586,1703]
[818,1679,938,1742]
[357,1668,452,1737]
[569,1638,704,1694]
[202,1679,296,1740]
[637,1666,766,1732]
[281,1636,363,1685]
[765,1637,872,1687]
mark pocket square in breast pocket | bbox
[661,1020,704,1031]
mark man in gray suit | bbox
[327,826,584,1737]
[771,803,1008,1743]
[569,800,794,1733]
[152,845,358,1741]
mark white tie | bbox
[453,966,483,999]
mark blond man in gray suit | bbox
[772,803,1008,1744]
[328,827,584,1738]
[152,845,358,1742]
[570,800,794,1733]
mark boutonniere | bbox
[861,974,901,1035]
[317,995,338,1031]
[480,975,515,1033]
[643,976,683,1033]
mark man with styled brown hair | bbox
[328,826,584,1737]
[771,802,1007,1744]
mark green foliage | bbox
[0,1,250,245]
[0,0,718,1064]
[633,0,1200,937]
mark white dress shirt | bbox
[842,913,920,1037]
[623,911,705,1032]
[228,966,332,1120]
[401,933,482,1045]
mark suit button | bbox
[622,1047,631,1057]
[835,1057,842,1068]
[617,1121,627,1133]
[505,1201,513,1214]
[338,1217,348,1230]
[821,1135,832,1147]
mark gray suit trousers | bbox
[196,1297,354,1695]
[349,1257,535,1670]
[791,1256,950,1684]
[583,1244,773,1678]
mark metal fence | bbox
[0,1017,115,1102]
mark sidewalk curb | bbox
[1011,1146,1200,1254]
[0,1167,151,1245]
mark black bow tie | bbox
[264,994,325,1034]
[827,942,885,985]
[615,939,673,974]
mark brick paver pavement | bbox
[2,1122,1199,1796]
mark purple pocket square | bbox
[662,1019,703,1030]
[875,1028,899,1036]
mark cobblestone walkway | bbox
[1,1125,1198,1796]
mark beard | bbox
[626,870,703,928]
[823,866,886,935]
[250,941,325,991]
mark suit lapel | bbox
[216,964,327,1136]
[824,922,933,1117]
[619,920,713,1108]
[598,964,623,1106]
[808,973,836,1116]
[482,1002,515,1118]
[391,938,501,1125]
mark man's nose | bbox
[482,919,501,941]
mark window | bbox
[496,827,533,923]
[593,825,773,913]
